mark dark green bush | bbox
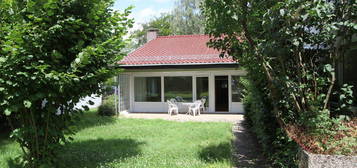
[243,79,298,168]
[0,114,8,130]
[98,95,116,116]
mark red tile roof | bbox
[119,34,236,66]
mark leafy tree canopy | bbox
[203,0,356,163]
[171,0,204,35]
[130,14,173,48]
[0,0,132,167]
[202,0,356,145]
[129,0,205,49]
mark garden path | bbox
[232,121,271,168]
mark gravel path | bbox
[232,121,271,168]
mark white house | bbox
[117,29,246,114]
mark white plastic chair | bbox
[200,98,206,113]
[167,100,178,115]
[170,98,177,104]
[188,101,202,116]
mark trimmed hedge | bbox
[243,78,299,168]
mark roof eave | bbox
[117,62,239,69]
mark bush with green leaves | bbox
[0,114,8,130]
[98,95,116,116]
[0,0,132,167]
[243,79,298,167]
[203,0,356,166]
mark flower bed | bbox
[285,119,357,155]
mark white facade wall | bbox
[118,68,247,114]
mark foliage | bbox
[130,14,173,48]
[243,78,298,167]
[0,0,132,167]
[102,77,118,97]
[129,0,205,49]
[1,109,233,168]
[0,114,8,130]
[98,95,116,116]
[171,0,205,35]
[203,0,356,165]
[285,119,357,155]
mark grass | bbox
[0,110,233,168]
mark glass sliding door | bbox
[196,77,209,107]
[164,76,192,102]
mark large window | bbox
[164,76,192,102]
[231,76,243,102]
[134,77,161,102]
[197,77,209,107]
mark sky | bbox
[113,0,176,31]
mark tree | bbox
[171,0,204,35]
[203,0,356,159]
[130,14,173,48]
[0,0,132,167]
[128,0,205,50]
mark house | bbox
[116,29,246,114]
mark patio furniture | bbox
[170,98,177,104]
[181,102,194,114]
[167,100,178,115]
[200,98,206,113]
[175,96,185,102]
[188,101,202,116]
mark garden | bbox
[202,0,356,167]
[0,0,356,167]
[0,109,234,168]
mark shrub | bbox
[243,79,298,168]
[98,95,116,116]
[0,114,8,130]
[0,114,18,133]
[0,0,132,166]
[203,0,356,165]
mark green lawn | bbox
[0,110,233,168]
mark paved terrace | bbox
[121,113,244,123]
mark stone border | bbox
[298,148,357,168]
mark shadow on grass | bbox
[2,109,117,146]
[199,142,232,163]
[74,109,117,131]
[58,138,144,168]
[8,138,144,168]
[7,160,21,168]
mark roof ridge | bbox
[158,34,208,38]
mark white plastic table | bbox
[181,102,196,116]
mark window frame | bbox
[164,76,193,102]
[134,76,162,102]
[231,75,243,102]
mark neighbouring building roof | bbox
[119,34,236,67]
